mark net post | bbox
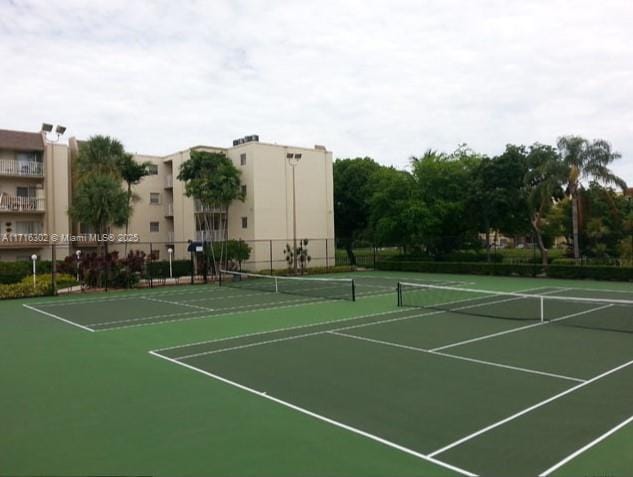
[51,243,57,296]
[352,279,356,302]
[540,295,544,323]
[274,277,279,293]
[397,282,402,307]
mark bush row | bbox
[375,260,633,281]
[0,274,77,299]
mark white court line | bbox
[22,304,95,332]
[148,351,477,477]
[538,414,633,476]
[153,308,417,353]
[142,296,214,312]
[431,304,614,352]
[90,296,318,327]
[94,297,332,332]
[173,287,559,360]
[170,292,527,359]
[29,284,230,307]
[154,285,550,352]
[329,331,585,383]
[428,358,633,458]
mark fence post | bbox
[149,242,154,288]
[269,240,273,275]
[373,244,377,269]
[190,248,194,285]
[325,239,329,270]
[51,243,57,296]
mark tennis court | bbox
[7,271,633,476]
[148,280,633,477]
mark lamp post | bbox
[286,152,302,274]
[168,248,174,279]
[75,250,82,282]
[31,254,38,289]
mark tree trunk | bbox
[571,191,581,261]
[531,216,548,266]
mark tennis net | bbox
[220,270,356,301]
[397,282,633,333]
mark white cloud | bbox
[1,0,632,181]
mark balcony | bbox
[0,196,45,213]
[164,174,173,188]
[165,202,174,217]
[0,160,43,178]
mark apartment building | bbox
[1,127,335,269]
[0,129,71,261]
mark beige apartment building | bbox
[0,127,335,270]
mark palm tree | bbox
[524,144,568,265]
[117,154,151,254]
[557,136,627,260]
[75,135,128,181]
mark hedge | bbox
[375,260,633,281]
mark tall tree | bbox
[410,147,482,256]
[75,135,128,181]
[524,144,568,265]
[557,136,627,260]
[333,157,382,264]
[117,154,152,254]
[177,150,244,273]
[68,175,130,255]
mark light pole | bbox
[168,247,174,279]
[286,152,302,274]
[75,250,82,282]
[31,254,38,289]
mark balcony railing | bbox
[164,174,173,188]
[165,202,174,217]
[0,196,45,212]
[195,230,225,242]
[0,160,44,177]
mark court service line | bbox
[152,308,418,352]
[94,297,332,332]
[22,304,96,332]
[427,358,633,458]
[142,296,214,312]
[538,414,633,476]
[329,331,585,383]
[90,296,318,327]
[430,304,614,352]
[148,351,477,477]
[152,285,550,352]
[173,287,558,360]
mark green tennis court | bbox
[2,271,633,476]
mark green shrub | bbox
[0,273,77,299]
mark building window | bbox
[240,153,246,166]
[241,217,248,229]
[150,193,161,205]
[241,185,247,196]
[16,221,42,234]
[146,164,158,175]
[150,222,160,233]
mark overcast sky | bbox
[2,0,632,182]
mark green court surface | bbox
[1,271,632,476]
